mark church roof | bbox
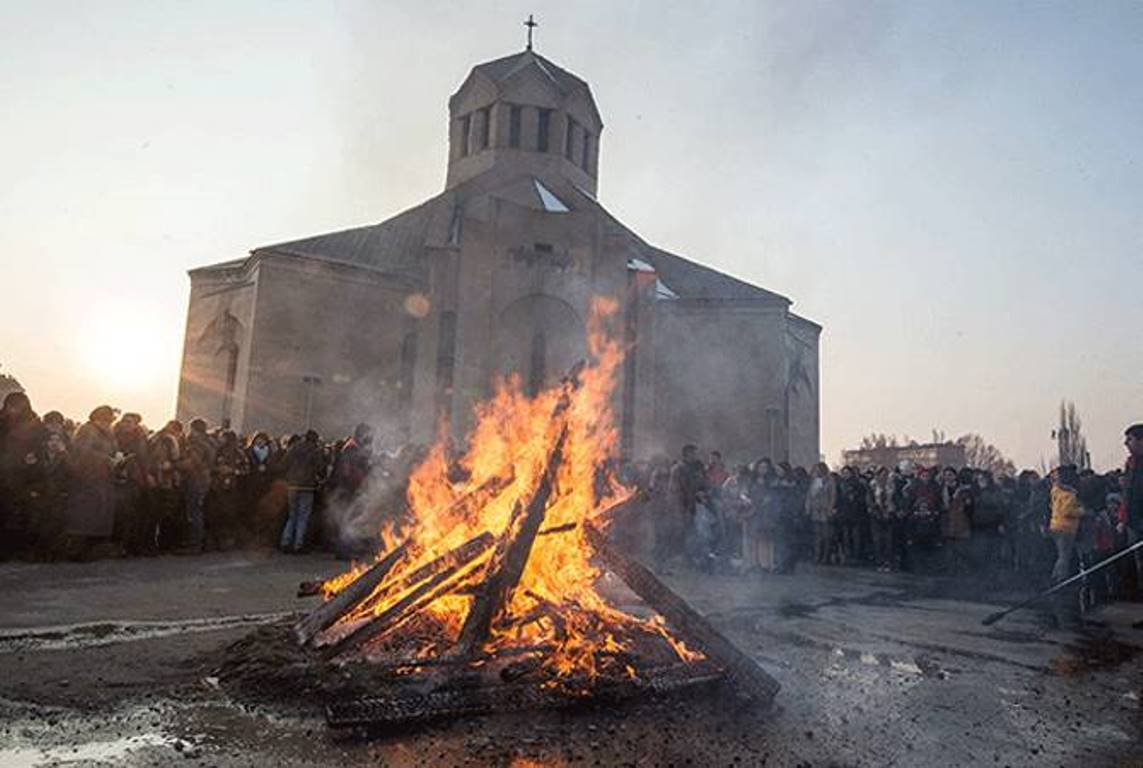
[197,171,791,308]
[470,50,590,96]
[250,196,442,278]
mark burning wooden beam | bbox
[320,532,494,658]
[584,522,780,708]
[295,475,509,646]
[324,660,726,729]
[453,425,569,657]
[294,543,409,645]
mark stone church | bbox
[177,46,821,465]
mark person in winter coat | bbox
[1049,465,1085,582]
[149,420,184,551]
[1049,464,1085,626]
[941,467,976,574]
[868,467,897,571]
[113,413,154,556]
[805,462,837,564]
[1121,424,1143,586]
[180,418,216,553]
[280,429,326,553]
[64,405,120,559]
[243,431,281,547]
[208,430,248,550]
[0,391,43,557]
[27,430,72,559]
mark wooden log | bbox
[294,542,409,645]
[584,522,780,708]
[321,534,493,658]
[295,475,508,646]
[325,659,726,729]
[453,425,569,657]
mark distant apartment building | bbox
[841,442,966,471]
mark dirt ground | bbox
[1,550,1141,767]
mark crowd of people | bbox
[3,389,1143,626]
[614,429,1143,622]
[0,392,401,561]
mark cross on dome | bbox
[524,14,538,51]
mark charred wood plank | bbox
[584,522,780,707]
[454,425,569,657]
[325,660,725,729]
[294,543,409,645]
[295,476,509,645]
[321,535,492,658]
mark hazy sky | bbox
[2,1,1141,469]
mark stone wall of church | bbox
[434,195,626,439]
[177,265,259,429]
[238,256,423,442]
[647,300,791,465]
[785,315,822,467]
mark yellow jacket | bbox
[1049,484,1084,535]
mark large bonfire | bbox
[306,296,702,690]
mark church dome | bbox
[445,49,603,196]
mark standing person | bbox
[243,431,279,546]
[63,406,120,560]
[149,420,184,551]
[28,430,72,559]
[868,467,897,571]
[1049,465,1085,626]
[209,430,248,550]
[1120,424,1143,590]
[720,464,754,570]
[280,429,325,554]
[750,459,778,572]
[0,391,43,558]
[772,462,801,574]
[180,418,215,553]
[327,424,374,508]
[941,467,976,575]
[835,467,865,565]
[112,413,153,556]
[659,444,708,570]
[806,462,837,565]
[972,471,1008,576]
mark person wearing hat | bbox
[62,405,120,559]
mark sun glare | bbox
[77,305,172,395]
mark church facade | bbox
[177,48,821,465]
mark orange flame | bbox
[319,296,703,683]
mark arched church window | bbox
[528,331,547,397]
[537,109,551,153]
[509,105,522,148]
[435,312,457,413]
[479,107,491,150]
[565,116,577,160]
[459,114,472,158]
[219,342,239,426]
[400,331,418,411]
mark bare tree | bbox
[1052,400,1090,469]
[860,432,899,449]
[955,433,1016,476]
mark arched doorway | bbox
[494,295,585,395]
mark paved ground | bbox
[0,551,1140,766]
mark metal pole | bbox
[982,538,1143,625]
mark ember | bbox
[294,297,778,726]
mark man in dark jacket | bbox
[0,392,44,557]
[180,418,216,553]
[280,430,326,553]
[1122,424,1143,585]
